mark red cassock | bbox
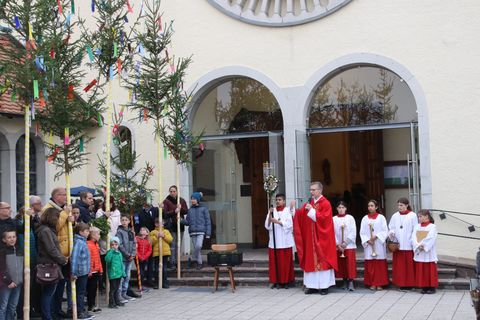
[392,250,416,287]
[268,248,295,284]
[415,262,438,288]
[336,249,357,279]
[293,197,338,273]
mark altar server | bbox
[388,197,418,289]
[265,194,295,289]
[412,209,438,294]
[333,201,357,291]
[360,199,389,290]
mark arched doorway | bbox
[307,65,419,223]
[191,77,284,248]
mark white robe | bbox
[412,223,438,263]
[333,214,357,249]
[360,214,388,260]
[264,207,294,249]
[388,211,418,250]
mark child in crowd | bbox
[360,199,389,291]
[70,223,92,319]
[0,229,23,320]
[116,215,137,302]
[105,236,126,308]
[181,192,211,270]
[136,227,153,287]
[413,209,438,294]
[388,197,417,289]
[86,226,103,313]
[333,201,357,291]
[150,218,173,289]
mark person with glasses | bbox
[293,182,337,295]
[264,194,295,289]
[0,203,23,248]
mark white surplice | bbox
[333,214,357,249]
[264,207,295,249]
[360,214,388,260]
[388,211,418,250]
[412,223,438,263]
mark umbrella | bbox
[70,186,97,197]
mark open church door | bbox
[295,130,311,204]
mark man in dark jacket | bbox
[134,202,159,234]
[75,192,94,224]
[181,192,211,270]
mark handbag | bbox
[36,263,60,285]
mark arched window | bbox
[309,66,416,129]
[193,77,283,135]
[16,135,37,210]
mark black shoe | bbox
[421,288,428,294]
[127,290,141,298]
[116,302,125,307]
[284,283,289,289]
[320,289,329,295]
[425,288,436,294]
[162,283,170,289]
[196,263,203,270]
[56,311,68,319]
[153,283,159,289]
[270,283,277,289]
[108,304,118,309]
[304,288,318,294]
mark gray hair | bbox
[29,195,41,205]
[310,181,323,190]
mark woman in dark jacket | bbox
[36,207,68,320]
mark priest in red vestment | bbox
[293,181,338,295]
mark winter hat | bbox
[110,236,120,245]
[191,192,202,203]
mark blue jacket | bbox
[71,234,91,277]
[183,204,211,236]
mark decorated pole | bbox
[66,172,77,320]
[157,138,164,289]
[263,162,279,289]
[23,105,31,320]
[176,164,181,279]
[105,81,113,303]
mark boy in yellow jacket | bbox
[150,218,173,289]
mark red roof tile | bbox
[0,34,25,115]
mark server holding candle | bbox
[360,200,389,291]
[333,201,357,291]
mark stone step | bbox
[160,266,457,279]
[164,276,470,290]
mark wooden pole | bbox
[66,174,77,320]
[176,164,181,279]
[104,80,113,303]
[23,105,30,320]
[157,138,163,288]
[130,216,142,294]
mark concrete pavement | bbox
[93,286,476,320]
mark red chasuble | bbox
[293,196,338,272]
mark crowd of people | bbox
[0,185,211,320]
[265,182,438,295]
